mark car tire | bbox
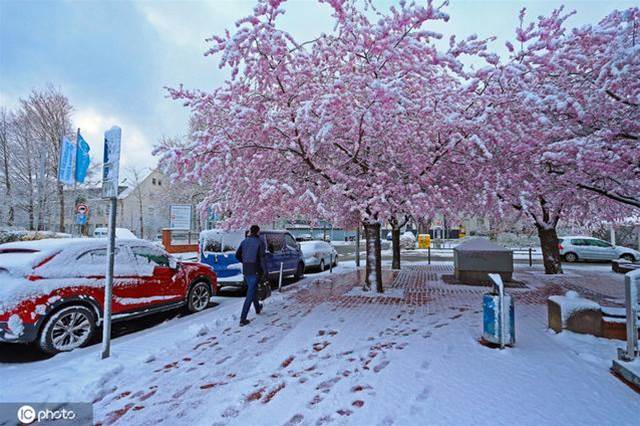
[187,281,211,313]
[38,305,96,355]
[319,259,325,271]
[294,262,304,280]
[564,252,578,263]
[620,254,635,262]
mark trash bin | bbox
[482,292,515,346]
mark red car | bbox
[0,238,217,354]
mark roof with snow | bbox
[453,237,511,252]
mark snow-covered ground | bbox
[1,262,637,426]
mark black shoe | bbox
[256,303,263,315]
[239,319,251,327]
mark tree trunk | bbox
[364,222,383,293]
[391,227,401,270]
[364,224,371,290]
[537,225,563,274]
[58,182,65,232]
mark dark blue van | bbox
[199,229,305,288]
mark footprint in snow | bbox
[416,385,431,401]
[373,360,390,373]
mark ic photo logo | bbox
[16,404,77,424]
[17,405,36,424]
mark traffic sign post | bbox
[101,126,121,360]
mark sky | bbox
[1,0,637,176]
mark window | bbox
[152,178,157,185]
[131,245,171,268]
[571,239,588,246]
[77,248,114,264]
[75,247,132,277]
[158,180,162,186]
[264,233,284,252]
[285,234,298,250]
[589,239,612,248]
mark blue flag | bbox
[58,137,75,185]
[75,132,91,183]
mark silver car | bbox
[300,241,338,271]
[558,236,639,263]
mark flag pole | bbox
[73,128,80,237]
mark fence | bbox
[161,228,199,254]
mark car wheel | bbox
[187,281,211,313]
[564,252,578,263]
[294,262,304,280]
[39,306,96,355]
[620,254,635,262]
[319,259,325,271]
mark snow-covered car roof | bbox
[94,228,138,239]
[559,236,601,240]
[0,238,148,274]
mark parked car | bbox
[300,240,338,272]
[0,238,217,354]
[199,229,305,288]
[93,227,138,239]
[558,236,640,263]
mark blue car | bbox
[199,229,305,288]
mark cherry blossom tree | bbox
[156,0,491,291]
[473,7,638,274]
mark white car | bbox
[93,227,138,239]
[300,240,338,271]
[558,236,639,263]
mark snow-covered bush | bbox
[399,231,416,250]
[0,229,71,244]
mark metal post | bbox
[428,245,431,265]
[101,197,117,359]
[278,262,284,292]
[610,223,616,246]
[619,270,639,361]
[529,248,532,267]
[355,227,360,267]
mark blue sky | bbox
[1,0,637,173]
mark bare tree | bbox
[0,108,15,226]
[20,86,73,232]
[126,166,148,239]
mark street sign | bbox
[76,213,87,225]
[170,204,192,230]
[76,203,89,215]
[102,126,121,199]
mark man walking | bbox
[235,225,266,326]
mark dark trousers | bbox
[241,274,261,321]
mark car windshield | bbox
[200,230,244,254]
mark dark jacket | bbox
[235,235,268,277]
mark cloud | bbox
[73,107,156,174]
[135,1,254,50]
[0,91,19,110]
